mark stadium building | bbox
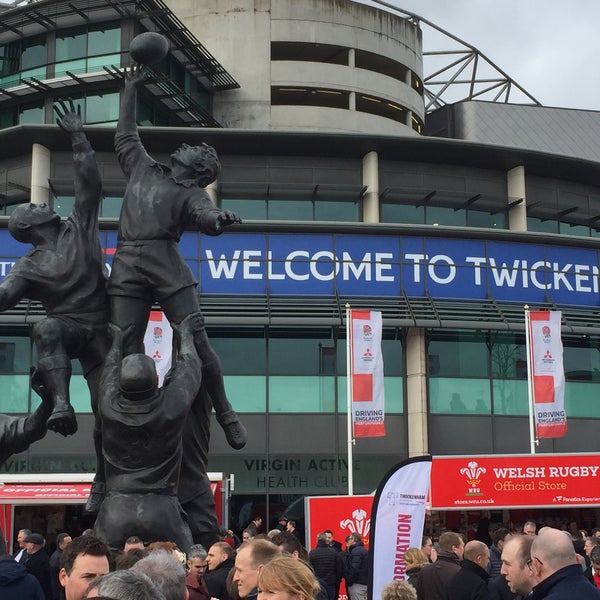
[1,0,600,531]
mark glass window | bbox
[0,336,30,373]
[86,92,119,125]
[563,337,600,381]
[559,222,590,237]
[490,333,527,379]
[269,332,334,375]
[527,217,558,234]
[211,334,266,375]
[54,196,75,217]
[70,375,93,413]
[429,377,491,414]
[56,28,87,76]
[21,36,46,70]
[268,199,313,220]
[468,210,506,229]
[0,108,16,129]
[0,375,30,412]
[315,200,358,222]
[381,203,424,225]
[18,103,44,125]
[222,198,267,220]
[88,24,120,71]
[565,382,600,417]
[101,197,122,218]
[426,206,465,227]
[0,41,20,80]
[428,330,489,377]
[492,379,528,415]
[269,376,335,412]
[224,376,266,412]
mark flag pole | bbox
[524,305,537,454]
[346,303,355,495]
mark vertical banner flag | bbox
[144,311,173,385]
[350,310,385,437]
[368,456,432,600]
[528,310,567,438]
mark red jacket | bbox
[186,572,210,600]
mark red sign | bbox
[0,484,91,501]
[431,454,600,509]
[305,495,373,549]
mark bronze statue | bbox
[0,101,109,501]
[94,314,203,550]
[107,65,246,451]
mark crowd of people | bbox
[408,521,600,599]
[2,518,600,600]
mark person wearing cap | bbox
[277,517,288,532]
[24,533,52,600]
[93,313,204,550]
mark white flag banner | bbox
[528,310,567,438]
[143,311,173,386]
[369,457,432,600]
[350,310,385,437]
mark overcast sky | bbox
[356,0,600,111]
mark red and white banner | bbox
[350,310,385,437]
[431,454,600,509]
[144,311,173,385]
[305,495,374,550]
[528,310,567,438]
[369,457,432,600]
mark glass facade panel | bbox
[101,197,122,218]
[428,331,488,377]
[211,335,266,375]
[0,375,30,412]
[426,206,465,226]
[384,376,403,413]
[429,377,491,414]
[527,217,558,234]
[315,200,358,222]
[21,37,46,70]
[563,338,600,381]
[492,379,528,415]
[564,381,600,417]
[490,333,526,379]
[18,104,44,124]
[86,92,119,125]
[268,200,313,221]
[54,196,75,217]
[559,222,590,237]
[381,203,424,225]
[269,375,335,412]
[468,210,507,229]
[224,376,266,412]
[269,334,333,375]
[70,375,93,413]
[56,30,86,76]
[221,199,267,220]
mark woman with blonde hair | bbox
[381,580,417,600]
[402,547,428,588]
[257,555,321,600]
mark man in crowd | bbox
[24,533,52,599]
[489,528,511,578]
[343,532,369,600]
[205,541,236,600]
[132,551,188,600]
[523,521,537,536]
[416,531,464,600]
[13,529,31,564]
[58,535,110,600]
[233,539,280,599]
[123,536,145,553]
[50,533,71,600]
[447,540,489,600]
[85,570,164,600]
[310,532,342,600]
[529,527,600,599]
[0,545,45,599]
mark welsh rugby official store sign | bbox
[431,454,600,509]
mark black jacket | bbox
[344,541,368,586]
[204,555,236,600]
[0,557,44,600]
[310,542,342,587]
[447,559,490,600]
[415,551,462,600]
[25,549,52,600]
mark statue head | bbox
[170,142,220,187]
[8,203,61,243]
[119,354,158,400]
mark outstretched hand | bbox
[53,98,83,134]
[123,63,147,87]
[213,210,242,233]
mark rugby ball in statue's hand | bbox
[130,32,169,65]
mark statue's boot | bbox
[216,409,247,450]
[85,480,105,514]
[37,355,77,436]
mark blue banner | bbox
[1,230,599,307]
